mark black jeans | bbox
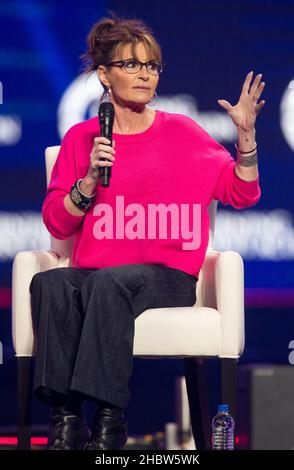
[29,263,197,409]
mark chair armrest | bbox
[12,250,64,356]
[196,250,244,358]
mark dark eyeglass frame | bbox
[103,59,163,75]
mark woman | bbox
[30,13,265,450]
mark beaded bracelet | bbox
[236,151,258,167]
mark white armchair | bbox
[12,146,245,450]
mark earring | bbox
[149,91,158,107]
[106,86,112,101]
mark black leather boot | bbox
[84,406,128,450]
[47,406,89,450]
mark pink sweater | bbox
[42,110,261,277]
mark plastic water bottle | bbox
[212,404,234,450]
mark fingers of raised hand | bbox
[255,100,266,115]
[252,81,265,102]
[242,71,254,94]
[248,74,265,102]
[248,73,262,96]
[217,99,233,112]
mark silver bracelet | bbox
[76,178,96,199]
[236,151,258,167]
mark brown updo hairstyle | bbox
[80,12,163,102]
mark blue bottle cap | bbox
[218,404,229,413]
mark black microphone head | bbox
[98,101,115,118]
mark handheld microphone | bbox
[98,102,115,187]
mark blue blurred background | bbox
[0,0,294,438]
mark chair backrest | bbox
[45,146,74,264]
[45,145,218,268]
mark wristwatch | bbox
[70,179,96,211]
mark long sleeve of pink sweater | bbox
[42,110,261,277]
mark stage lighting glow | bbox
[280,79,294,151]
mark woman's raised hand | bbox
[217,71,266,131]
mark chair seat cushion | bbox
[133,307,220,357]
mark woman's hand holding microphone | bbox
[80,137,116,195]
[64,137,116,216]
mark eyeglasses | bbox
[103,59,163,76]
